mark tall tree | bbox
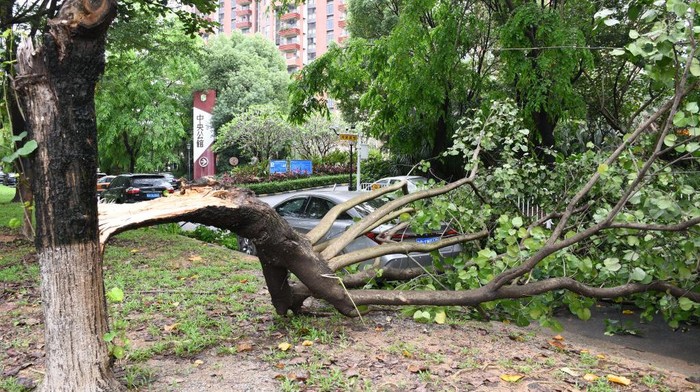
[198,33,289,132]
[96,15,202,174]
[214,104,296,162]
[290,0,496,179]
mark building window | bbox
[308,43,316,52]
[326,31,334,42]
[308,26,316,37]
[326,1,334,15]
[308,52,316,61]
[326,17,334,30]
[308,8,315,21]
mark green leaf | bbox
[597,163,609,174]
[577,308,591,321]
[434,310,447,324]
[663,134,677,146]
[691,59,700,77]
[511,216,523,228]
[610,48,626,56]
[630,267,647,282]
[686,102,699,114]
[678,297,697,311]
[106,287,125,303]
[673,111,686,127]
[413,310,431,323]
[603,258,621,272]
[628,30,639,39]
[603,18,620,26]
[112,345,126,359]
[16,140,38,156]
[103,332,117,342]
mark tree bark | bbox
[14,0,119,390]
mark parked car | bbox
[96,175,116,195]
[101,174,174,203]
[4,172,18,186]
[159,172,180,190]
[237,190,462,270]
[369,176,429,193]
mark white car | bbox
[369,176,428,193]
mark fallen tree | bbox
[98,70,700,317]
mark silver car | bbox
[237,190,462,270]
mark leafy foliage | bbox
[198,33,289,132]
[96,15,201,174]
[214,104,297,162]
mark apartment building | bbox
[211,0,349,73]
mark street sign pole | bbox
[348,143,354,190]
[356,129,361,191]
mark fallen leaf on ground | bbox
[583,373,599,382]
[553,335,564,341]
[402,350,413,358]
[607,374,631,386]
[302,340,314,346]
[193,359,204,367]
[548,340,566,349]
[596,354,607,360]
[408,364,428,373]
[237,343,253,352]
[622,309,634,315]
[560,367,580,377]
[188,255,202,262]
[163,323,179,332]
[500,374,524,382]
[278,342,291,351]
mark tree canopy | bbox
[96,15,202,174]
[198,33,290,132]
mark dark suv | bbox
[101,174,174,203]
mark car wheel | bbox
[237,236,257,255]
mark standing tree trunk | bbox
[14,0,120,390]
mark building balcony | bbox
[338,36,348,44]
[235,21,252,29]
[338,19,346,28]
[286,56,303,67]
[236,0,251,5]
[279,27,301,37]
[280,12,301,21]
[279,42,301,52]
[236,9,252,16]
[338,2,346,11]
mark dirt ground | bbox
[1,242,698,391]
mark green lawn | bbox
[0,185,23,229]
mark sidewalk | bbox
[555,302,700,378]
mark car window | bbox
[352,198,385,217]
[275,197,308,218]
[132,177,166,187]
[306,197,334,219]
[109,177,125,188]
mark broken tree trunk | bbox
[14,0,120,390]
[98,188,359,317]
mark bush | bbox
[237,174,348,194]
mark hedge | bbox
[235,174,349,195]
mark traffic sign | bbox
[339,133,358,142]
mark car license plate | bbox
[146,193,160,199]
[417,237,439,244]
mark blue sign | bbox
[270,160,287,174]
[290,160,313,174]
